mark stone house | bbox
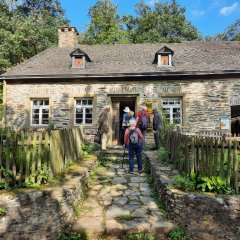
[1,26,240,144]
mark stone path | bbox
[72,150,175,239]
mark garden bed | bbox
[145,151,240,240]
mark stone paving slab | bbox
[71,156,175,239]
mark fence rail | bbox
[0,128,84,188]
[166,130,240,194]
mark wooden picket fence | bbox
[166,130,239,194]
[0,128,84,188]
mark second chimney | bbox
[58,26,79,47]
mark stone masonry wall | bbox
[5,78,240,136]
[145,152,240,240]
[0,155,98,240]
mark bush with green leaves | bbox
[59,231,88,240]
[122,233,155,240]
[157,146,170,163]
[174,173,235,194]
[167,227,188,240]
[81,144,100,156]
[0,208,6,216]
[174,174,195,192]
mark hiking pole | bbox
[121,144,127,169]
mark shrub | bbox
[0,208,6,216]
[157,146,170,163]
[173,173,235,194]
[59,231,88,240]
[174,174,195,192]
[167,227,188,240]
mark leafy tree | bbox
[0,0,68,74]
[83,0,130,44]
[205,19,240,41]
[125,0,201,43]
[222,18,240,41]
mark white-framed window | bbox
[162,97,182,124]
[31,99,49,126]
[75,98,93,125]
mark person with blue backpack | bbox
[124,119,143,174]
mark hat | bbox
[123,107,130,112]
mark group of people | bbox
[98,104,162,174]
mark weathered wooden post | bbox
[50,130,65,174]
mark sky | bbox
[60,0,240,37]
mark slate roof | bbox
[2,41,240,78]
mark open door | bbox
[111,97,136,145]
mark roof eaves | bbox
[1,70,240,80]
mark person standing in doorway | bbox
[99,105,110,150]
[128,111,135,121]
[153,108,162,150]
[136,105,150,149]
[124,119,143,174]
[121,106,131,144]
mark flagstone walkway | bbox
[71,150,175,239]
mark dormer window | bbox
[154,46,174,67]
[74,56,84,68]
[70,48,91,69]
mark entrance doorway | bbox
[111,96,137,145]
[231,105,240,136]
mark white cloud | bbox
[191,10,205,17]
[220,2,239,15]
[210,0,226,8]
[146,0,157,7]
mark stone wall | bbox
[5,78,240,136]
[145,152,240,240]
[0,155,98,240]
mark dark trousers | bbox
[154,130,160,150]
[140,129,147,149]
[128,142,143,172]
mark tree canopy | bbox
[128,0,201,43]
[82,0,201,44]
[0,0,68,74]
[83,0,129,44]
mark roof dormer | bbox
[70,48,91,69]
[154,46,174,67]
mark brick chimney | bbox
[58,26,79,47]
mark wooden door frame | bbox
[107,94,140,146]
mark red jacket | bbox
[124,127,143,145]
[136,110,150,128]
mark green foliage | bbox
[206,18,240,41]
[0,208,6,216]
[127,0,201,43]
[160,115,175,146]
[174,173,235,194]
[157,146,170,163]
[174,174,195,192]
[0,166,13,177]
[83,0,130,44]
[119,214,135,221]
[59,231,89,240]
[122,233,155,240]
[0,0,68,75]
[83,0,201,44]
[167,227,188,240]
[196,175,234,194]
[81,144,100,156]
